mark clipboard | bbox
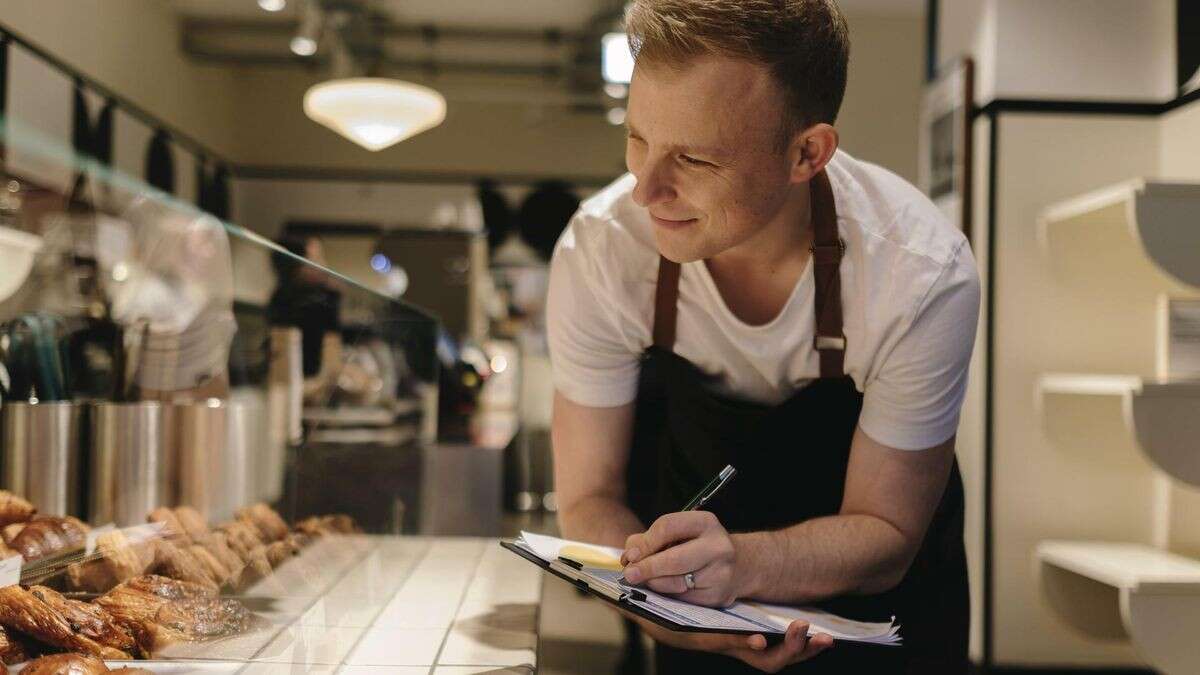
[500,539,786,645]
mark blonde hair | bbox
[625,0,850,135]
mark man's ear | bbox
[788,123,839,183]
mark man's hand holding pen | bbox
[621,510,747,607]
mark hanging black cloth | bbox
[518,180,579,261]
[629,171,970,673]
[196,158,231,221]
[476,178,512,253]
[145,128,175,194]
[69,80,115,204]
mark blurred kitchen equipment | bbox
[1,401,83,516]
[175,398,264,522]
[3,314,69,401]
[265,327,303,505]
[376,228,489,343]
[0,225,42,303]
[89,401,175,526]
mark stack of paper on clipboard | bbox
[511,531,901,646]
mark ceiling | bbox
[170,0,925,105]
[169,0,924,27]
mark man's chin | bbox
[653,234,706,264]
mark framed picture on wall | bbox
[919,57,974,241]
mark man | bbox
[547,1,979,672]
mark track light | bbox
[291,1,323,56]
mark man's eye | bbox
[680,155,711,167]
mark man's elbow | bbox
[855,531,921,595]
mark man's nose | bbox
[632,157,676,207]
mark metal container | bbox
[89,401,175,526]
[176,399,261,522]
[1,401,83,516]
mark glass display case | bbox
[0,115,543,671]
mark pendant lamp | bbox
[303,77,447,151]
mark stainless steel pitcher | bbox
[89,401,175,525]
[1,401,83,516]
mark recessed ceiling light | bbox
[258,0,286,12]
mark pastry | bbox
[0,585,131,659]
[20,653,110,674]
[96,575,247,652]
[27,586,140,658]
[146,508,191,547]
[0,492,34,528]
[172,507,210,542]
[235,503,288,542]
[149,542,218,592]
[0,624,31,665]
[9,516,89,562]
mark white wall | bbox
[939,0,1176,104]
[0,1,240,158]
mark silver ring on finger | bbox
[684,572,697,590]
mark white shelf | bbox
[1037,541,1200,595]
[1038,179,1200,289]
[1036,540,1200,675]
[1037,373,1200,486]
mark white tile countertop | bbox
[142,535,542,673]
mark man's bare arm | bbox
[622,426,955,605]
[551,390,645,548]
[733,427,955,603]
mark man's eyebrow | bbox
[624,119,733,160]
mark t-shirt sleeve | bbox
[546,218,643,407]
[858,241,981,451]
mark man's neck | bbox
[707,180,813,279]
[703,181,814,326]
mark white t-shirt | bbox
[546,150,981,451]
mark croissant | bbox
[27,585,141,658]
[20,653,110,674]
[235,503,288,542]
[148,542,218,592]
[172,506,210,542]
[187,545,232,589]
[215,521,264,563]
[8,516,89,562]
[66,530,153,594]
[0,491,34,528]
[0,585,131,659]
[96,575,246,653]
[146,507,191,547]
[295,513,361,537]
[0,624,32,665]
[0,524,23,545]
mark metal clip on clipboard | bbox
[551,556,647,603]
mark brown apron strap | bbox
[653,255,682,349]
[650,170,846,376]
[810,169,847,378]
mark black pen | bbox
[619,464,737,586]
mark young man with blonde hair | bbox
[548,1,978,672]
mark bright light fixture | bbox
[258,0,286,11]
[304,77,447,151]
[602,32,634,84]
[290,36,318,56]
[606,106,626,126]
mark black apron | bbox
[627,171,969,674]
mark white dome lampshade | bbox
[303,77,447,151]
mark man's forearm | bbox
[733,514,911,605]
[557,494,645,550]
